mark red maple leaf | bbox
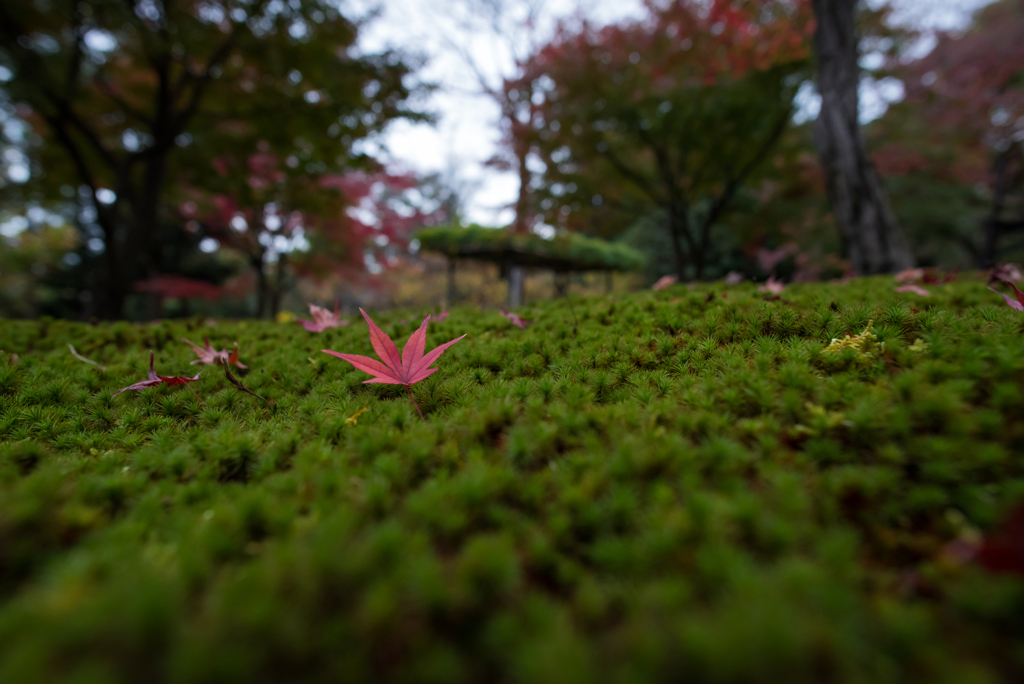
[977,504,1024,577]
[114,352,201,395]
[989,279,1024,311]
[296,301,349,333]
[499,310,530,329]
[322,309,465,418]
[181,337,248,368]
[758,276,785,295]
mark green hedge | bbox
[417,224,646,272]
[1,277,1024,683]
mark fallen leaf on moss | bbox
[758,276,784,295]
[345,408,368,426]
[181,337,248,368]
[988,263,1023,284]
[724,271,744,285]
[976,503,1024,576]
[222,362,267,403]
[895,284,930,296]
[297,301,348,333]
[499,310,530,329]
[323,309,465,419]
[988,280,1024,311]
[115,352,200,395]
[823,321,882,362]
[652,275,677,290]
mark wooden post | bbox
[446,257,457,307]
[553,271,569,298]
[507,264,524,309]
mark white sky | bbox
[354,0,646,227]
[359,0,996,227]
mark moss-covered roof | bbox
[417,224,645,272]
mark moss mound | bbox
[1,277,1024,683]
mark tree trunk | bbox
[665,202,690,281]
[812,0,913,275]
[270,253,288,319]
[253,255,268,319]
[981,148,1018,268]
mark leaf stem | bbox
[405,385,425,420]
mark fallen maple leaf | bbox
[181,337,248,368]
[895,284,930,296]
[434,310,450,322]
[499,310,530,329]
[652,274,678,291]
[222,362,267,403]
[976,503,1024,577]
[895,268,925,284]
[989,279,1024,311]
[114,352,200,395]
[724,271,744,285]
[296,301,349,333]
[758,276,785,295]
[989,263,1023,285]
[322,309,465,419]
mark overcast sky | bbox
[357,0,997,227]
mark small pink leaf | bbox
[296,301,348,333]
[652,275,678,291]
[895,284,930,296]
[499,310,529,329]
[989,286,1024,311]
[758,276,785,295]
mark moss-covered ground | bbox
[1,277,1024,683]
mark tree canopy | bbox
[0,0,428,317]
[523,0,813,281]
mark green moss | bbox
[0,276,1023,682]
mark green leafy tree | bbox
[0,0,427,318]
[873,0,1024,268]
[526,0,813,280]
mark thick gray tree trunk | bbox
[812,0,914,275]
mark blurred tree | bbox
[879,0,1024,268]
[811,0,914,274]
[0,0,427,319]
[526,0,813,280]
[0,216,76,318]
[185,153,449,319]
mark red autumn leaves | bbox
[116,338,264,402]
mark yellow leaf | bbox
[345,407,368,426]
